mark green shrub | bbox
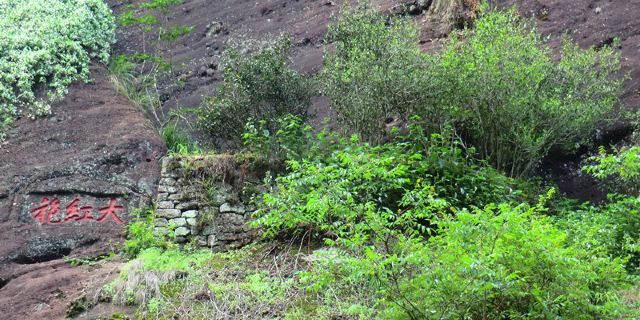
[253,122,525,239]
[124,208,169,257]
[243,114,316,163]
[557,195,640,273]
[322,3,623,176]
[433,7,623,176]
[198,38,315,148]
[302,199,632,319]
[583,146,640,195]
[323,3,428,143]
[161,123,202,155]
[0,0,115,139]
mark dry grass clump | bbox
[428,0,479,34]
[109,259,184,306]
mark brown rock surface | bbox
[0,65,165,319]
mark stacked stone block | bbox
[155,156,258,251]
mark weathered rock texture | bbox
[155,155,265,251]
[0,65,166,319]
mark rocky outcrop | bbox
[0,65,165,319]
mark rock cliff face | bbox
[0,66,165,319]
[1,0,639,318]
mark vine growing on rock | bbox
[0,0,115,140]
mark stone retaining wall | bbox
[154,155,264,251]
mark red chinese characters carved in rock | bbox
[31,197,125,225]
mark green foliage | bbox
[161,123,202,155]
[435,7,623,176]
[303,199,632,319]
[198,38,315,148]
[243,114,315,163]
[139,0,184,12]
[124,208,168,257]
[118,10,158,30]
[118,0,184,29]
[0,0,115,139]
[160,25,194,42]
[583,146,640,195]
[253,121,524,239]
[322,3,623,176]
[323,2,427,142]
[64,253,115,267]
[558,195,640,273]
[132,247,212,273]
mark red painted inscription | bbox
[31,197,125,225]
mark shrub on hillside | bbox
[303,200,632,319]
[0,0,115,139]
[323,3,623,176]
[253,122,525,239]
[323,3,429,143]
[435,7,623,176]
[198,38,315,148]
[583,146,640,195]
[557,195,640,273]
[242,114,315,164]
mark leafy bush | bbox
[253,122,525,239]
[161,123,202,155]
[198,38,315,148]
[558,195,640,273]
[0,0,115,139]
[250,115,634,318]
[583,146,640,195]
[303,200,632,319]
[322,3,623,176]
[323,3,428,143]
[434,7,623,176]
[124,208,169,257]
[243,115,315,163]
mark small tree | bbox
[434,7,623,176]
[198,38,314,148]
[323,3,429,143]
